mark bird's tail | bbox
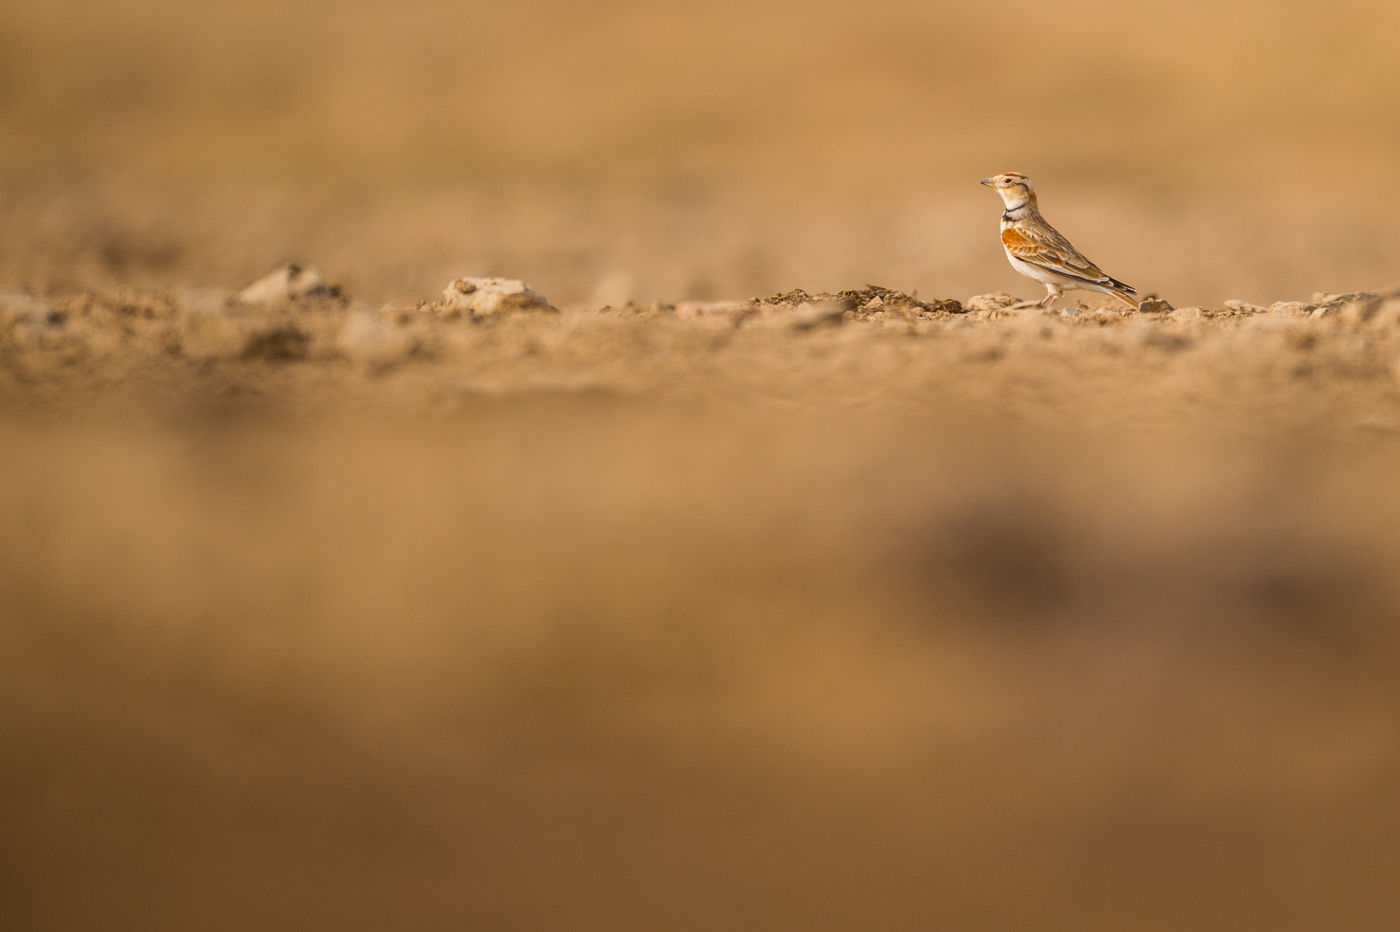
[1107,278,1138,310]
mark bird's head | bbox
[980,172,1036,208]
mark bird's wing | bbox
[1002,222,1115,287]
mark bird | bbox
[980,172,1138,310]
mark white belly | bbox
[1004,249,1110,296]
[1006,252,1061,287]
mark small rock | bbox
[1312,290,1377,308]
[964,293,1019,313]
[762,289,819,307]
[237,263,331,304]
[923,298,967,315]
[1136,296,1174,314]
[1223,299,1265,313]
[1308,291,1381,321]
[845,289,926,318]
[1060,307,1082,318]
[441,277,554,318]
[1171,306,1203,320]
[1268,301,1311,317]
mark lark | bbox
[981,172,1138,310]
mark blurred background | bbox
[6,2,1400,930]
[3,0,1398,306]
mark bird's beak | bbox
[980,177,995,187]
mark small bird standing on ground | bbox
[981,172,1138,310]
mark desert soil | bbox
[4,279,1400,930]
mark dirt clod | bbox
[965,293,1019,312]
[440,277,555,318]
[238,263,333,304]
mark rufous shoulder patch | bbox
[1001,227,1037,250]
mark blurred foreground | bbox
[4,287,1400,929]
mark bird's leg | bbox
[1037,285,1060,309]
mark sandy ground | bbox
[6,0,1400,927]
[5,283,1400,930]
